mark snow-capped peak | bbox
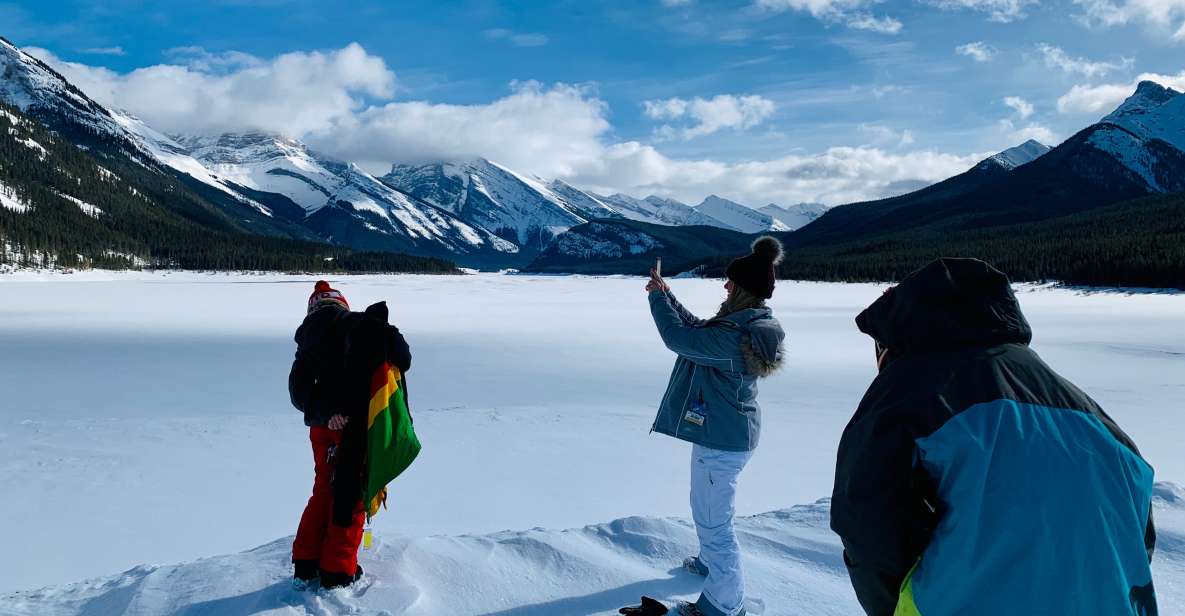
[759,202,829,231]
[0,36,132,147]
[696,195,791,233]
[1104,81,1182,125]
[1098,81,1185,153]
[592,193,726,228]
[382,159,594,248]
[986,139,1052,170]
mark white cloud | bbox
[920,0,1037,22]
[569,142,987,206]
[1056,71,1185,114]
[28,44,395,137]
[1003,96,1034,119]
[311,81,611,178]
[25,43,993,207]
[1036,44,1133,78]
[483,28,550,48]
[662,0,693,5]
[858,123,915,146]
[163,46,265,72]
[955,41,996,61]
[756,0,870,17]
[643,94,776,140]
[756,0,903,33]
[846,13,904,33]
[998,119,1059,144]
[81,46,126,56]
[1074,0,1185,41]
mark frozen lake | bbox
[1,272,1183,595]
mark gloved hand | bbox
[619,596,669,615]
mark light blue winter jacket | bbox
[649,290,786,452]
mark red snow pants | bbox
[292,426,366,576]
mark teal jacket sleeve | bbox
[648,290,742,371]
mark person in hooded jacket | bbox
[831,258,1157,616]
[288,281,411,590]
[623,237,787,616]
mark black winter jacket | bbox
[288,301,411,427]
[831,258,1156,616]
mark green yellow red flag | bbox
[363,361,421,518]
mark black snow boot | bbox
[320,564,364,589]
[619,596,669,615]
[293,559,319,583]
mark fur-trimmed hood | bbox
[730,308,785,377]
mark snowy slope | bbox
[0,36,284,219]
[382,159,609,250]
[0,37,135,151]
[176,134,517,258]
[6,482,1185,616]
[0,180,29,213]
[696,195,791,233]
[984,139,1052,170]
[547,179,624,221]
[595,193,726,227]
[1086,81,1185,192]
[758,203,829,231]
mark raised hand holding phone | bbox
[645,257,669,294]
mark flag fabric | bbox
[363,361,421,518]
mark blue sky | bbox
[3,0,1183,205]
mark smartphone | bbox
[655,257,662,278]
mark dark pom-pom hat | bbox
[725,236,784,299]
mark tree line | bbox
[698,192,1185,290]
[0,102,457,274]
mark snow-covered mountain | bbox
[983,139,1052,170]
[758,203,829,231]
[382,159,616,252]
[594,193,725,227]
[0,35,518,265]
[174,134,517,260]
[1087,81,1185,192]
[696,195,791,233]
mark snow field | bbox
[0,272,1183,614]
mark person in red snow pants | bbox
[288,280,412,589]
[292,425,367,579]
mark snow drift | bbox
[6,483,1185,616]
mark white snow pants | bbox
[690,443,753,616]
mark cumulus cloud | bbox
[920,0,1036,22]
[1056,71,1185,114]
[643,94,776,140]
[28,44,395,137]
[25,43,994,207]
[484,28,549,48]
[858,123,915,146]
[1074,0,1185,40]
[1036,44,1133,78]
[997,119,1059,145]
[956,41,997,61]
[310,81,611,178]
[756,0,903,34]
[569,142,987,206]
[1003,96,1034,119]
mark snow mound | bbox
[3,500,856,616]
[9,484,1185,616]
[11,482,1185,616]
